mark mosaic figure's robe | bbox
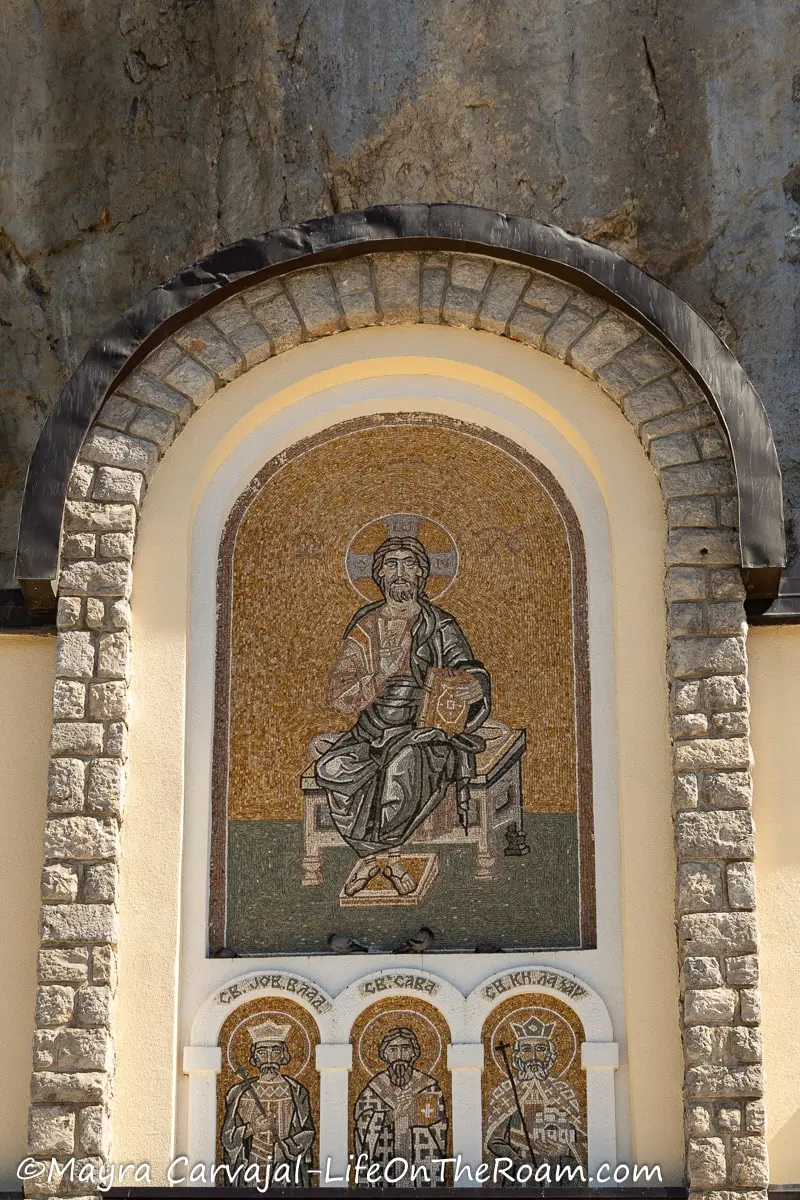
[485,1075,586,1179]
[220,1071,315,1185]
[315,598,491,857]
[354,1067,448,1186]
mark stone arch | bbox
[28,240,765,1195]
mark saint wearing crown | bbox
[220,1018,315,1186]
[485,1014,586,1180]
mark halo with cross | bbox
[345,512,459,601]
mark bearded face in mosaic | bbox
[314,535,491,895]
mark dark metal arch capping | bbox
[14,203,785,618]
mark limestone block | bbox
[641,404,716,447]
[660,462,736,500]
[104,721,128,758]
[595,359,637,404]
[665,566,707,602]
[40,904,119,946]
[331,259,373,295]
[684,1024,723,1064]
[672,680,702,713]
[705,677,748,712]
[677,862,724,912]
[41,864,79,903]
[442,285,481,326]
[97,395,136,432]
[55,1028,112,1072]
[60,560,132,599]
[668,636,747,680]
[76,1107,109,1157]
[569,291,606,317]
[57,597,82,630]
[28,1107,75,1156]
[715,1105,742,1132]
[64,501,136,532]
[51,723,104,758]
[373,254,420,323]
[128,406,175,453]
[85,599,104,629]
[673,773,699,810]
[508,305,551,349]
[710,568,747,601]
[615,336,677,384]
[283,269,343,337]
[680,912,758,956]
[421,267,447,323]
[697,427,729,460]
[719,497,738,527]
[227,321,273,366]
[730,1027,762,1064]
[68,463,95,501]
[80,428,159,479]
[73,985,113,1028]
[726,955,758,986]
[684,988,737,1024]
[668,497,717,528]
[674,811,754,859]
[96,633,130,681]
[175,317,243,381]
[687,1138,727,1187]
[162,355,217,406]
[35,986,74,1027]
[543,307,593,360]
[478,265,530,333]
[56,633,94,680]
[108,600,131,632]
[44,817,119,863]
[339,290,378,329]
[521,274,574,313]
[666,530,740,567]
[30,1073,109,1106]
[705,772,752,809]
[674,737,751,772]
[568,312,639,375]
[682,956,724,989]
[729,1136,769,1187]
[98,531,134,560]
[685,1104,713,1136]
[623,378,683,427]
[726,862,756,910]
[710,712,748,738]
[242,278,283,307]
[142,340,182,377]
[685,1064,764,1100]
[52,681,86,720]
[745,1101,766,1133]
[668,603,705,636]
[451,255,493,290]
[650,432,701,469]
[61,532,96,560]
[91,947,117,989]
[672,712,709,738]
[88,681,127,721]
[706,602,746,635]
[116,369,193,421]
[86,759,125,816]
[37,949,89,985]
[740,988,761,1024]
[22,1154,107,1198]
[82,863,118,905]
[32,1030,59,1070]
[247,291,303,354]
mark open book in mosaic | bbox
[211,414,594,954]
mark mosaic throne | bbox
[300,721,526,886]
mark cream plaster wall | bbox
[749,625,800,1185]
[0,637,55,1188]
[114,326,683,1182]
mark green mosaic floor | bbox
[226,814,581,955]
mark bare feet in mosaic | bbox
[343,857,382,897]
[383,856,416,896]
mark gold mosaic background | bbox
[216,996,321,1169]
[225,422,579,819]
[481,991,587,1153]
[348,994,453,1163]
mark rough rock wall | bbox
[1,0,798,585]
